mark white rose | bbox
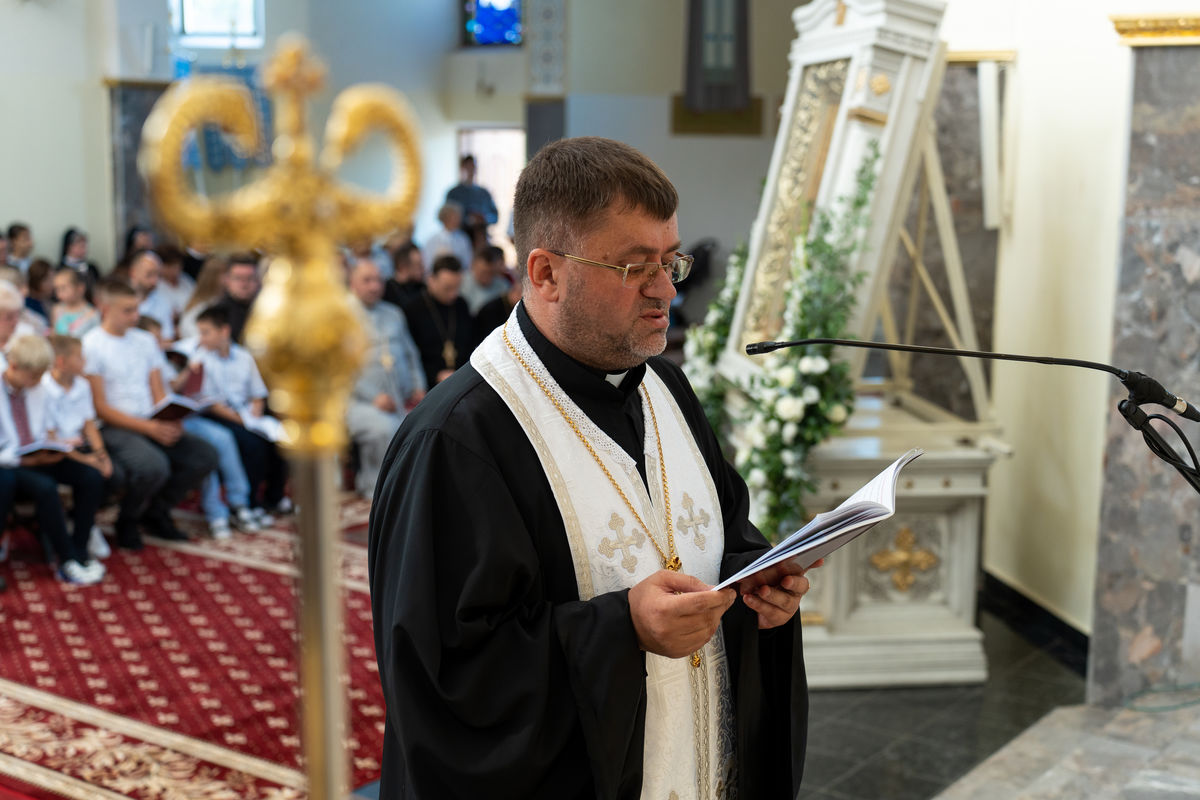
[704,330,718,348]
[782,421,798,444]
[748,468,767,489]
[775,395,805,422]
[785,464,806,481]
[828,403,848,424]
[735,446,750,469]
[798,355,829,375]
[705,308,721,326]
[801,385,820,405]
[746,423,768,450]
[775,365,797,389]
[781,450,796,466]
[767,419,781,435]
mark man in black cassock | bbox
[369,137,815,799]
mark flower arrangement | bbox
[683,243,746,429]
[684,141,879,540]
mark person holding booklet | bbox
[140,315,263,539]
[42,335,119,560]
[369,138,816,799]
[82,279,217,549]
[0,335,105,584]
[191,306,289,518]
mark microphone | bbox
[745,337,1200,422]
[1120,371,1200,423]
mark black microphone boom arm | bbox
[744,336,1200,496]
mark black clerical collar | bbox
[515,302,646,403]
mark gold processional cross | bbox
[869,526,940,592]
[139,35,421,800]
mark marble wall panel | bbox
[871,63,999,420]
[1090,45,1200,706]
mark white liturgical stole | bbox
[472,313,736,799]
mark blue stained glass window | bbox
[463,0,522,46]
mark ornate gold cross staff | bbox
[139,34,421,799]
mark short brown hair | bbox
[512,137,678,273]
[48,334,82,358]
[97,277,137,303]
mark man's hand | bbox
[145,420,183,446]
[629,570,736,659]
[739,558,823,630]
[373,393,398,413]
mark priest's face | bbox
[557,207,679,371]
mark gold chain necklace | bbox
[503,321,681,571]
[502,322,702,669]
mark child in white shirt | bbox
[82,279,218,550]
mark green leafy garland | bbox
[684,141,879,540]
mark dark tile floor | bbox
[799,610,1086,800]
[353,610,1085,800]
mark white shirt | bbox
[197,343,268,412]
[156,274,196,318]
[82,327,166,420]
[40,372,96,441]
[422,228,475,275]
[139,288,176,341]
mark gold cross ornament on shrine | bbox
[138,34,422,456]
[869,526,939,592]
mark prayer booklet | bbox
[17,440,74,457]
[713,448,923,592]
[150,393,214,422]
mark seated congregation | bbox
[0,205,523,587]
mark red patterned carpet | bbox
[0,496,383,799]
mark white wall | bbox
[942,0,1200,633]
[0,0,116,267]
[562,0,800,312]
[305,0,463,246]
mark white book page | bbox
[713,449,923,591]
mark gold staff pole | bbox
[139,35,421,798]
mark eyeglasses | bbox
[548,250,694,288]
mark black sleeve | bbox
[368,423,648,799]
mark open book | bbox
[17,440,74,457]
[714,448,923,592]
[150,393,214,422]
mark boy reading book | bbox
[82,279,217,549]
[0,335,105,583]
[138,315,261,539]
[194,305,289,518]
[42,334,119,559]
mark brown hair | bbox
[48,334,82,357]
[27,258,54,294]
[512,137,678,273]
[97,277,137,303]
[136,315,161,334]
[185,256,228,312]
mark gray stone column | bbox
[1089,42,1200,705]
